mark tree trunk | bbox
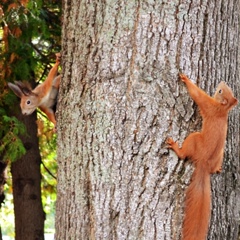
[11,111,45,240]
[0,162,7,240]
[56,1,239,239]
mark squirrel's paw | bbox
[216,166,222,174]
[166,138,175,148]
[52,125,57,133]
[210,165,222,174]
[179,73,189,83]
[56,53,61,62]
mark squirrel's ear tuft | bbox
[8,81,35,98]
[14,81,33,96]
[8,82,24,98]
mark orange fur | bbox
[8,53,61,129]
[167,74,237,240]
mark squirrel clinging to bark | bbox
[8,53,61,130]
[167,73,238,240]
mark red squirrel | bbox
[167,73,238,240]
[8,53,61,129]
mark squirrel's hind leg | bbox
[167,132,201,161]
[166,138,187,160]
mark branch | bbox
[41,160,56,180]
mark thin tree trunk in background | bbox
[0,162,7,207]
[0,162,7,240]
[56,0,239,239]
[11,111,45,240]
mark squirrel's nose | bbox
[22,111,28,115]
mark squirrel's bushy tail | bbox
[182,163,211,240]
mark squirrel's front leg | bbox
[179,73,204,100]
[179,73,213,113]
[39,106,56,130]
[44,53,61,87]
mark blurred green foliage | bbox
[0,0,61,237]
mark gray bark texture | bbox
[56,0,240,239]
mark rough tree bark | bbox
[56,0,239,239]
[11,111,45,240]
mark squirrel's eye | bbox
[27,100,31,105]
[218,89,223,94]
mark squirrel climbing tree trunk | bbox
[56,1,240,239]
